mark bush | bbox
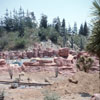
[76,56,94,72]
[38,28,48,41]
[14,38,26,49]
[50,31,58,44]
[44,90,60,100]
[0,36,8,50]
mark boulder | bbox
[58,48,69,58]
[26,51,33,58]
[69,50,77,56]
[54,56,73,66]
[0,59,6,65]
[90,94,100,100]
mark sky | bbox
[0,0,94,28]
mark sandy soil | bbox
[0,71,99,100]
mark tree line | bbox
[0,7,89,50]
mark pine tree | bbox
[40,14,48,28]
[13,9,19,31]
[79,24,84,35]
[4,9,14,31]
[68,25,72,34]
[61,18,66,47]
[30,12,36,21]
[80,38,84,51]
[25,11,33,28]
[30,12,37,28]
[73,22,77,34]
[18,7,25,37]
[84,22,89,36]
[4,9,9,31]
[70,36,74,49]
[53,17,61,34]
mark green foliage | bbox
[79,24,84,35]
[0,8,89,51]
[50,30,59,44]
[79,22,89,36]
[44,90,60,100]
[80,37,84,51]
[76,56,94,72]
[84,22,89,36]
[87,0,100,57]
[61,19,67,47]
[68,35,87,50]
[0,36,8,50]
[70,36,74,49]
[14,38,26,49]
[73,22,77,34]
[40,14,48,28]
[53,17,61,34]
[38,28,48,41]
[0,27,5,37]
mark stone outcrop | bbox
[0,59,6,65]
[58,48,69,58]
[0,43,59,59]
[0,45,100,75]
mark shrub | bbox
[44,90,60,100]
[0,37,8,50]
[38,28,48,41]
[76,56,94,72]
[14,38,26,49]
[50,31,58,44]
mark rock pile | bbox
[0,43,59,59]
[0,44,99,75]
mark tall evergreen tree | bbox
[80,38,84,51]
[73,22,77,34]
[4,9,14,31]
[79,24,84,35]
[70,36,74,49]
[53,17,61,34]
[13,9,19,31]
[68,25,72,34]
[18,7,25,37]
[30,12,37,28]
[30,12,36,21]
[4,9,9,31]
[84,22,89,36]
[40,14,48,28]
[61,18,66,47]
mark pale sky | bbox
[0,0,94,28]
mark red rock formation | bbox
[0,59,6,65]
[58,48,69,58]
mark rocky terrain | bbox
[0,41,100,100]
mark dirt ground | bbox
[0,71,99,100]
